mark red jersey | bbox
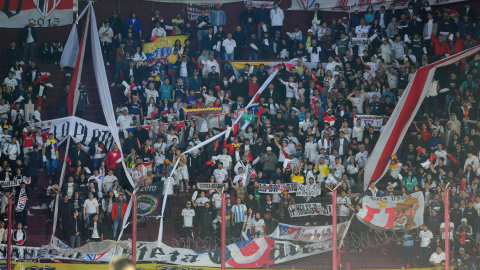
[106,150,122,169]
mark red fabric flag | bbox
[253,93,260,103]
[215,85,222,92]
[256,106,264,116]
[448,154,459,165]
[150,35,159,42]
[233,123,239,135]
[416,146,422,155]
[316,84,323,93]
[429,153,436,162]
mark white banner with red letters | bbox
[0,0,74,28]
[289,0,465,12]
[357,191,424,230]
[244,1,274,8]
[185,3,216,22]
[354,114,383,131]
[269,220,351,242]
[258,183,298,193]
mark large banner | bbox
[34,116,114,151]
[357,192,424,230]
[0,244,113,262]
[185,3,216,22]
[244,1,275,8]
[354,115,384,131]
[231,59,317,79]
[197,183,228,190]
[289,0,464,12]
[0,0,74,28]
[258,183,298,193]
[129,235,350,267]
[269,220,350,242]
[296,184,322,197]
[288,202,332,217]
[143,35,188,66]
[136,185,162,224]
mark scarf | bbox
[15,188,27,212]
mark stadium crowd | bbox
[1,0,480,268]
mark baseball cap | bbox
[266,147,272,151]
[112,11,118,14]
[186,201,191,204]
[308,29,313,33]
[459,247,465,251]
[461,218,467,222]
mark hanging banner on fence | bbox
[244,1,275,8]
[231,59,317,79]
[143,35,188,66]
[197,183,228,190]
[0,244,113,262]
[357,191,424,230]
[351,38,368,46]
[288,0,464,12]
[296,184,322,197]
[33,116,114,151]
[258,183,298,193]
[186,3,217,22]
[0,0,74,28]
[354,115,384,131]
[184,107,223,116]
[137,184,162,224]
[288,202,332,217]
[129,235,349,267]
[269,220,350,242]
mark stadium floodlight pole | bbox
[125,187,139,268]
[7,193,13,270]
[326,182,342,270]
[439,183,450,270]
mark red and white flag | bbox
[364,45,480,189]
[0,0,74,28]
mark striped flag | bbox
[364,45,480,189]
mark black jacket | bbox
[68,216,81,235]
[201,35,216,51]
[108,16,124,36]
[239,9,256,26]
[174,59,194,78]
[70,148,87,166]
[59,200,74,221]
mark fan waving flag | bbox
[0,0,74,28]
[364,45,480,190]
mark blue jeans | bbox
[84,213,94,228]
[244,24,253,37]
[22,42,35,62]
[45,158,55,174]
[113,219,122,238]
[445,94,454,115]
[403,246,413,267]
[165,197,173,220]
[249,52,258,60]
[224,53,234,60]
[181,76,189,90]
[258,24,267,39]
[70,235,81,248]
[112,63,121,84]
[197,30,208,52]
[93,158,103,170]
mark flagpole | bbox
[327,183,342,270]
[6,194,13,270]
[125,188,138,267]
[439,183,450,270]
[220,187,226,270]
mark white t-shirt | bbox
[252,219,266,238]
[103,175,117,192]
[337,196,351,216]
[212,193,221,208]
[222,39,236,54]
[213,168,228,183]
[117,115,133,127]
[182,208,195,227]
[440,222,454,240]
[429,252,445,264]
[419,230,433,247]
[350,95,365,113]
[195,197,209,207]
[84,198,99,214]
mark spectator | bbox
[12,222,26,246]
[429,246,445,267]
[21,19,37,65]
[76,83,89,118]
[182,201,195,243]
[270,2,284,36]
[210,4,226,33]
[111,195,127,238]
[87,214,104,242]
[69,210,82,248]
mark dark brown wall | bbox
[1,0,478,64]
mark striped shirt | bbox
[232,204,247,223]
